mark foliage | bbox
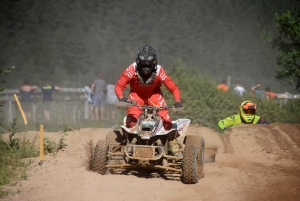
[0,121,69,198]
[43,132,68,155]
[0,129,38,198]
[61,123,73,132]
[0,66,15,91]
[262,9,300,89]
[0,134,38,198]
[42,123,70,154]
[6,119,19,149]
[1,1,299,93]
[163,62,300,131]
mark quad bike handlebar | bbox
[116,100,185,115]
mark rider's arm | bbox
[256,117,269,124]
[30,85,38,91]
[218,114,240,131]
[159,66,180,102]
[115,64,134,99]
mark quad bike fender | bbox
[120,125,177,135]
[172,118,191,138]
[121,118,191,136]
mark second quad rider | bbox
[114,45,183,157]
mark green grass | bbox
[0,134,38,198]
[0,120,71,199]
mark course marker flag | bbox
[13,94,27,125]
[39,124,44,166]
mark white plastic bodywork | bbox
[121,118,191,137]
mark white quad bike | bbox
[92,101,205,184]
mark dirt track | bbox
[2,123,300,201]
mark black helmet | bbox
[136,45,157,76]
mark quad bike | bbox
[92,101,205,184]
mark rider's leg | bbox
[126,92,144,128]
[154,100,182,158]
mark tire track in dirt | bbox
[257,124,300,160]
[219,131,234,154]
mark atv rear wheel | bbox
[182,135,205,184]
[92,140,108,175]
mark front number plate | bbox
[134,147,154,158]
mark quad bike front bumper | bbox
[106,144,183,173]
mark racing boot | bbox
[169,139,183,158]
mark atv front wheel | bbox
[92,140,108,175]
[185,135,205,173]
[182,135,205,184]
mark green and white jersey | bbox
[218,114,261,131]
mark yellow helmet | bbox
[240,100,256,123]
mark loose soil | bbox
[2,123,300,201]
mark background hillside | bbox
[0,0,300,93]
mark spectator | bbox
[91,73,107,120]
[217,79,228,92]
[19,79,38,120]
[233,81,246,96]
[84,83,94,120]
[105,78,118,120]
[218,100,269,131]
[41,80,60,120]
[251,83,264,98]
[264,87,277,100]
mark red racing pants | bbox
[126,91,172,130]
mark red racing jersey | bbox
[115,63,180,102]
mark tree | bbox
[0,66,15,92]
[262,9,300,89]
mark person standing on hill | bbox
[84,83,94,120]
[217,79,228,92]
[19,79,38,120]
[264,87,277,99]
[218,100,269,131]
[114,45,183,158]
[105,78,118,120]
[91,73,107,120]
[234,81,246,96]
[251,83,264,98]
[41,80,60,120]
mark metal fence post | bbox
[84,100,88,120]
[33,103,36,123]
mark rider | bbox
[114,45,183,157]
[218,100,269,131]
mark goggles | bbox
[243,108,256,115]
[241,101,256,115]
[138,56,156,66]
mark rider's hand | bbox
[119,97,127,102]
[174,102,183,108]
[223,126,231,131]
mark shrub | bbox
[163,61,300,131]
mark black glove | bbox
[119,97,127,102]
[174,102,183,108]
